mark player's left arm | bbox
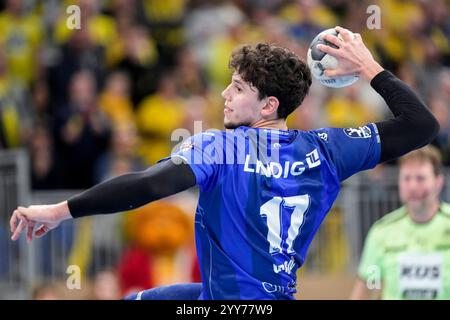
[319,26,439,163]
[10,159,196,242]
[370,71,439,163]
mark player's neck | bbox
[250,118,288,131]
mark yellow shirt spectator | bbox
[98,93,135,128]
[0,77,22,148]
[279,1,338,28]
[142,0,187,47]
[376,0,423,63]
[0,12,43,85]
[136,83,187,165]
[53,8,118,65]
[98,72,135,127]
[325,91,377,128]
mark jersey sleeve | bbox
[311,123,381,181]
[158,130,225,192]
[357,225,384,281]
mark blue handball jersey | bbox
[162,124,381,300]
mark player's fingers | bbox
[324,69,341,78]
[11,215,28,241]
[322,34,342,48]
[26,221,36,244]
[317,44,342,57]
[10,209,19,234]
[335,26,353,42]
[10,208,29,233]
[18,206,31,218]
[35,224,50,238]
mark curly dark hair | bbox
[229,43,312,119]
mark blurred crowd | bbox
[0,0,448,190]
[0,0,449,299]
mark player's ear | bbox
[261,96,279,117]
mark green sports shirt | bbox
[358,202,450,299]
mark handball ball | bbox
[307,28,359,88]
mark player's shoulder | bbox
[183,127,268,149]
[304,127,332,143]
[372,207,408,231]
[186,129,226,142]
[174,130,224,155]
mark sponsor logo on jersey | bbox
[273,258,295,275]
[244,149,321,178]
[317,132,328,141]
[179,141,194,152]
[273,143,281,149]
[344,126,372,138]
[399,254,443,299]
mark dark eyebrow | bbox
[232,78,244,86]
[232,77,256,92]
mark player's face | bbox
[221,73,266,129]
[399,160,443,210]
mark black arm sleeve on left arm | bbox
[372,70,440,163]
[67,159,196,218]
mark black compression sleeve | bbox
[372,70,439,163]
[67,159,196,218]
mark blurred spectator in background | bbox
[95,122,143,183]
[92,269,121,300]
[439,69,450,101]
[0,50,33,149]
[32,280,93,299]
[351,146,450,300]
[53,0,119,66]
[0,222,10,277]
[108,0,142,32]
[141,0,187,67]
[98,71,135,127]
[32,282,65,300]
[47,27,106,107]
[136,72,188,165]
[430,94,450,166]
[173,46,214,131]
[185,0,244,83]
[53,70,111,188]
[29,121,61,189]
[174,46,208,98]
[287,90,323,130]
[30,79,51,125]
[118,200,197,297]
[0,0,43,87]
[282,0,337,44]
[204,14,245,91]
[434,69,450,166]
[115,25,159,106]
[324,83,381,128]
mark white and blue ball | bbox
[307,28,359,88]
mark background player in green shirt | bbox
[351,145,450,300]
